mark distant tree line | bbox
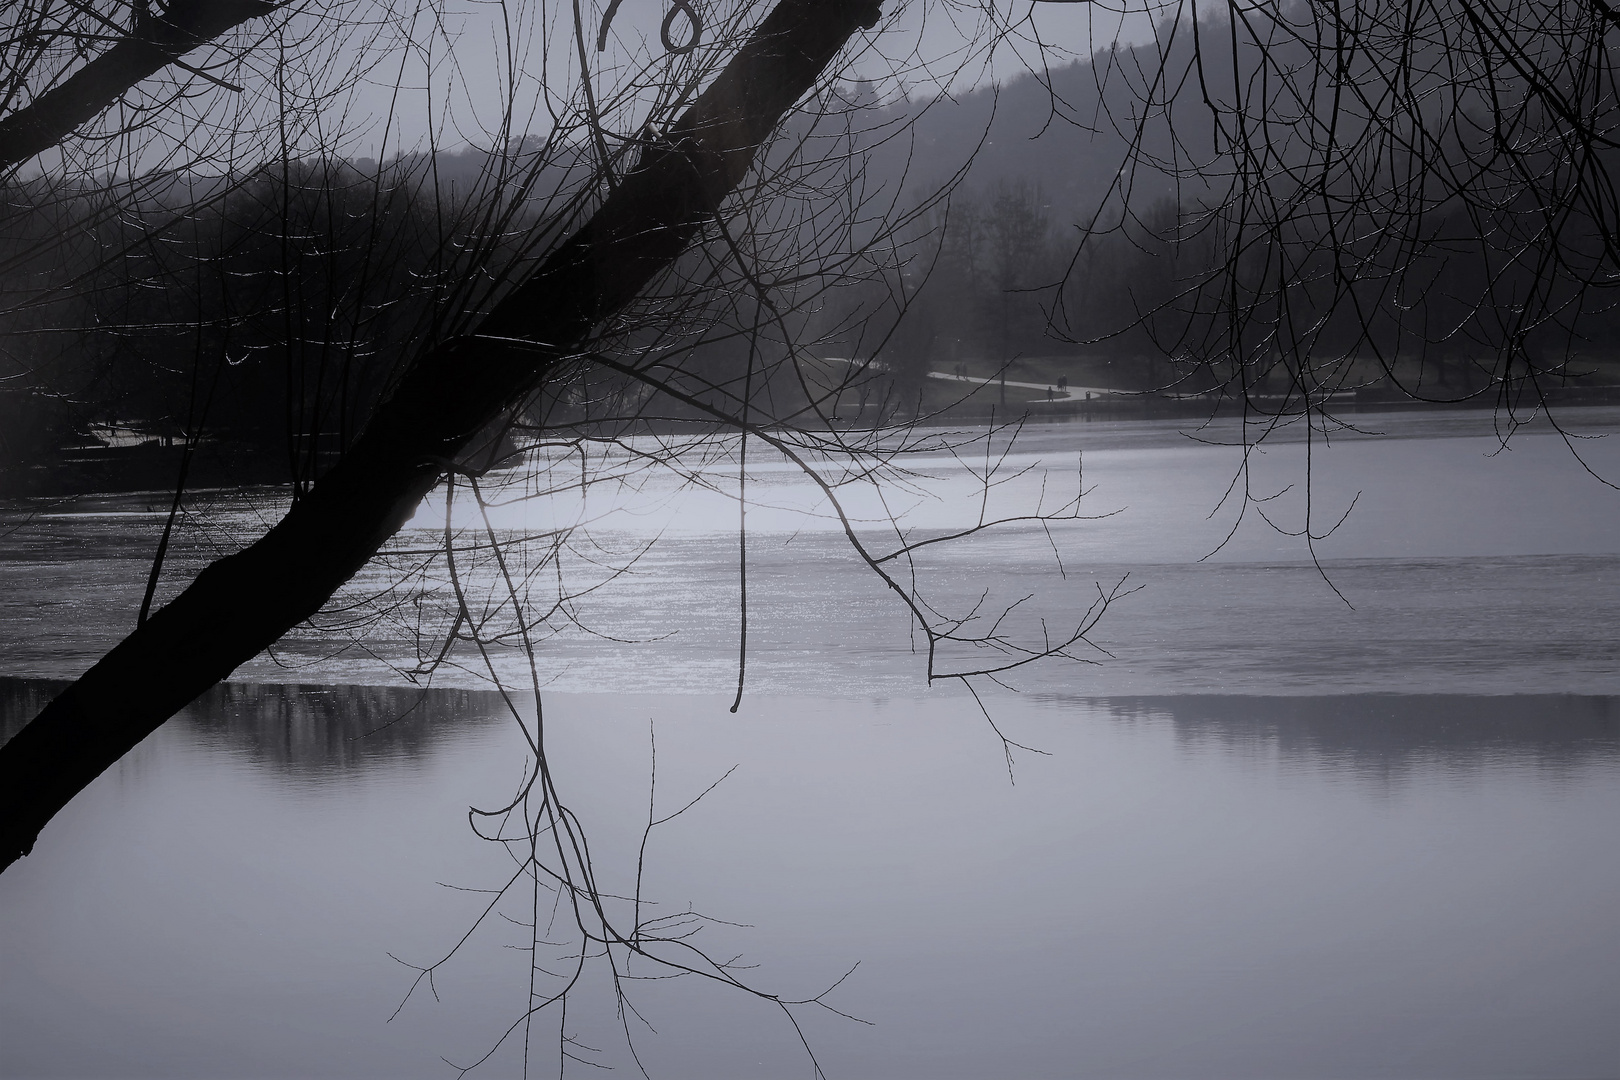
[8,20,1620,484]
[0,138,607,486]
[1,160,444,478]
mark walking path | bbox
[926,370,1119,400]
[821,355,1123,401]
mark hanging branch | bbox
[0,0,885,871]
[0,0,287,173]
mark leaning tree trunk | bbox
[0,0,884,872]
[0,0,286,174]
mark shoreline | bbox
[896,379,1620,425]
[6,386,1620,499]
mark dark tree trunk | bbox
[0,0,883,871]
[0,0,283,174]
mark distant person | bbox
[1057,375,1068,390]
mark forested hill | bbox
[855,52,1182,226]
[5,31,1619,497]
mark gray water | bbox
[2,408,1618,1079]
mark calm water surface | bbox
[1,408,1617,1079]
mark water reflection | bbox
[7,679,1617,782]
[1,678,504,772]
[4,407,1617,696]
[1084,693,1620,777]
[3,683,1616,1080]
[5,406,1618,1080]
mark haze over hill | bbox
[5,28,1619,498]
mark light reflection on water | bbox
[2,407,1619,1078]
[1,407,1617,694]
[1083,693,1620,783]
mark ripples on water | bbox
[2,408,1618,1078]
[2,407,1617,695]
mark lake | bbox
[2,407,1618,1079]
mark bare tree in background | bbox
[1062,0,1620,421]
[3,0,1618,1070]
[0,3,1117,1069]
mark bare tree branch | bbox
[0,0,285,173]
[0,0,885,871]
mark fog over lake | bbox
[2,407,1617,1079]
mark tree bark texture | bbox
[0,0,284,173]
[0,0,883,871]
